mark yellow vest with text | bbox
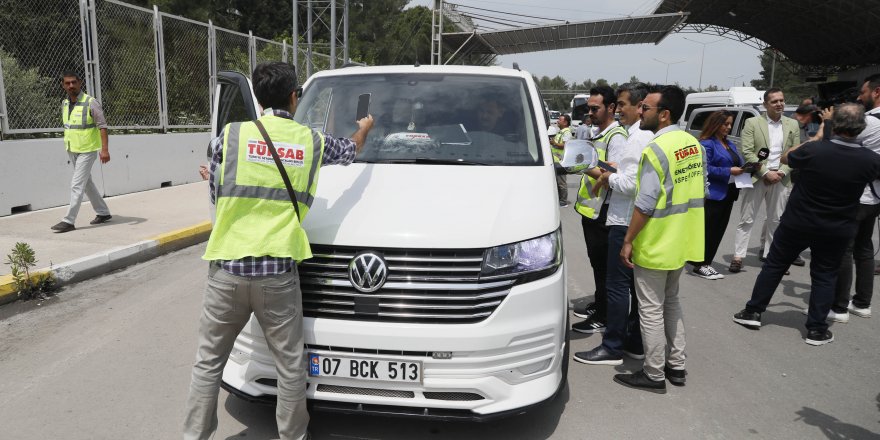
[203,115,325,262]
[551,127,572,163]
[62,93,101,153]
[633,129,705,270]
[574,125,628,219]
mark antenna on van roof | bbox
[512,62,520,71]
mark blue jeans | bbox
[745,222,849,333]
[601,225,642,354]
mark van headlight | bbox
[480,229,562,280]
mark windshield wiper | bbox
[380,158,488,166]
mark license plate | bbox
[308,353,422,383]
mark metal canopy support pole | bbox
[770,49,777,88]
[208,20,217,110]
[293,0,298,70]
[444,31,475,65]
[154,5,168,132]
[282,39,288,63]
[86,0,102,103]
[307,0,313,77]
[430,0,443,65]
[249,30,256,74]
[79,0,95,95]
[330,0,336,68]
[343,0,349,63]
[0,50,9,136]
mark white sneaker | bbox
[694,265,721,280]
[801,308,850,323]
[705,266,724,279]
[848,301,872,318]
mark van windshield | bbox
[294,73,543,166]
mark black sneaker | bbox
[805,329,834,346]
[572,302,597,319]
[573,346,623,365]
[792,256,806,267]
[664,365,687,386]
[559,201,570,207]
[90,214,113,225]
[613,370,667,394]
[572,317,606,334]
[733,309,761,328]
[50,221,75,233]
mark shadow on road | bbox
[221,384,569,440]
[794,406,880,440]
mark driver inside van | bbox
[470,97,505,135]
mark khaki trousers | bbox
[184,264,308,440]
[733,178,788,259]
[633,265,686,381]
[63,151,110,225]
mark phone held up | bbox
[356,93,371,121]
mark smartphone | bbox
[356,93,371,121]
[597,160,617,173]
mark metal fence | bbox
[0,0,307,135]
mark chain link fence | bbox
[96,0,160,128]
[0,0,344,136]
[0,0,85,132]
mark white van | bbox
[681,87,765,126]
[212,65,568,420]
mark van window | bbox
[689,110,713,133]
[737,112,755,135]
[294,74,542,165]
[683,104,713,123]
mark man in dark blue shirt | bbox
[733,103,880,346]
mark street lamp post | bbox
[653,58,685,84]
[683,37,724,91]
[728,74,744,89]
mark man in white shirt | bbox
[574,82,654,365]
[832,74,880,321]
[728,88,800,273]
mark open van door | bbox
[208,71,261,157]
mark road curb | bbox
[0,221,211,306]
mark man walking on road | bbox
[617,85,706,394]
[551,114,573,206]
[733,104,880,345]
[184,62,374,440]
[52,71,112,233]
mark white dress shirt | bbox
[766,114,784,170]
[606,120,655,226]
[858,107,880,205]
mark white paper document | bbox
[734,173,753,188]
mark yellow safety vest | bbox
[551,127,572,163]
[574,124,628,219]
[62,93,101,153]
[203,114,325,262]
[633,129,705,270]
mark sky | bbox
[407,0,764,91]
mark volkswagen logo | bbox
[348,252,388,293]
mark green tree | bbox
[750,49,817,104]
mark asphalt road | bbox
[2,193,879,440]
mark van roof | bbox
[307,64,532,81]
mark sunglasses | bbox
[295,87,303,98]
[586,105,603,113]
[640,104,666,112]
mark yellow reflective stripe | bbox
[650,197,704,218]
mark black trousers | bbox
[581,204,609,320]
[693,185,738,267]
[833,203,880,311]
[746,222,850,333]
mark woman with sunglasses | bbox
[690,111,745,280]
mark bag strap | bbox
[254,119,301,222]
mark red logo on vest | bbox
[673,145,700,161]
[245,140,305,167]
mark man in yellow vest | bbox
[571,86,628,335]
[183,62,374,440]
[617,85,706,394]
[52,71,112,233]
[550,114,573,206]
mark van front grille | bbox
[298,245,512,324]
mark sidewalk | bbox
[0,182,211,304]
